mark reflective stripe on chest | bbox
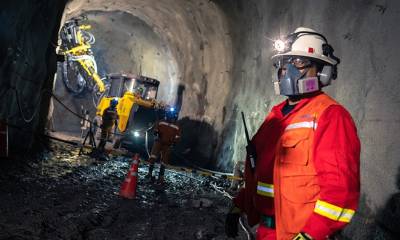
[285,120,317,131]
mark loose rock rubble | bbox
[0,142,247,240]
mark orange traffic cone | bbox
[119,153,140,199]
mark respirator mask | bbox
[273,56,319,96]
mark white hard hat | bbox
[272,27,337,65]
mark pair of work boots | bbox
[146,164,165,185]
[145,174,165,185]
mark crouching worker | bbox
[146,109,181,184]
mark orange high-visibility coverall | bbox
[233,92,360,240]
[149,120,181,165]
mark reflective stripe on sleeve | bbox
[285,121,317,131]
[257,181,274,197]
[314,200,355,223]
[159,122,179,130]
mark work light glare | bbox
[274,39,286,52]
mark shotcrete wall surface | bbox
[85,10,178,103]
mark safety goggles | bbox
[273,56,313,70]
[273,56,314,81]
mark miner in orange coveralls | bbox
[225,27,361,240]
[146,108,181,184]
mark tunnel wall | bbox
[85,11,178,103]
[0,0,67,156]
[214,0,400,238]
[62,0,233,167]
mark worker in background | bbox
[97,98,118,153]
[225,27,360,240]
[146,108,181,184]
[80,108,90,138]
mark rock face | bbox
[0,0,68,153]
[2,0,400,238]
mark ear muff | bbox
[319,65,333,86]
[332,65,338,80]
[321,43,340,81]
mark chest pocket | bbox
[280,129,311,166]
[278,128,319,233]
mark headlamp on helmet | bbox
[271,27,341,96]
[110,98,119,108]
[273,39,287,52]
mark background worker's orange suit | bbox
[233,92,360,240]
[149,120,181,164]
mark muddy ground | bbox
[0,142,248,240]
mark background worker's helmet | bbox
[110,98,118,108]
[271,27,341,96]
[165,106,178,122]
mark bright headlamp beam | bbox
[274,39,286,52]
[133,131,140,137]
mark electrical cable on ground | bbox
[209,182,233,199]
[209,173,253,240]
[239,217,255,240]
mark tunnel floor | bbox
[0,142,245,240]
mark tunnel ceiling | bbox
[85,10,178,103]
[63,0,233,130]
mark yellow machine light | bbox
[133,131,140,137]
